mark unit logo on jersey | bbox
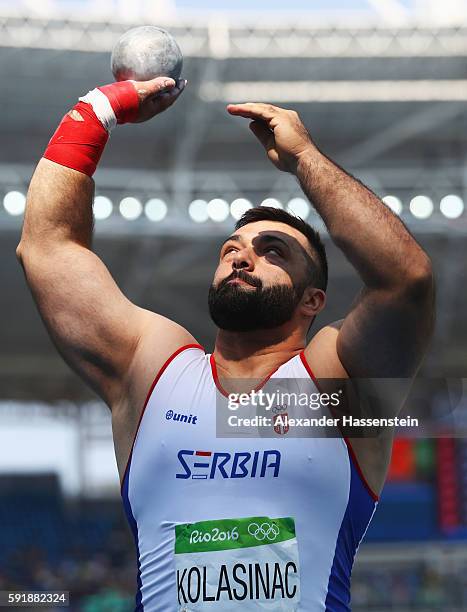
[166,410,198,425]
[176,450,281,480]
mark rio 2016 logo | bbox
[189,527,239,545]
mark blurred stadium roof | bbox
[1,2,467,400]
[2,0,467,24]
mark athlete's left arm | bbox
[227,102,435,379]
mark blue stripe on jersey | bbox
[122,463,144,612]
[325,453,377,611]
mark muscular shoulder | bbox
[129,308,197,394]
[304,320,348,379]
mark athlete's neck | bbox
[213,326,305,380]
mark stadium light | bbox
[207,198,230,222]
[440,194,464,219]
[145,198,167,222]
[230,198,252,220]
[261,198,283,209]
[119,197,142,220]
[3,191,26,216]
[409,195,433,219]
[189,199,209,223]
[287,197,310,219]
[382,195,403,215]
[93,196,113,220]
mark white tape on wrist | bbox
[79,88,117,133]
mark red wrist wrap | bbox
[43,102,109,177]
[98,81,140,124]
[43,81,140,177]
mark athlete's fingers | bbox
[249,120,275,152]
[227,102,281,124]
[135,76,176,99]
[152,79,187,110]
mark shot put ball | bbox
[111,25,183,82]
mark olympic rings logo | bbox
[247,521,280,542]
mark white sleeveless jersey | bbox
[121,344,378,611]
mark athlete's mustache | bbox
[217,270,263,291]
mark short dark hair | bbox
[235,206,328,292]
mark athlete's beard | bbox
[208,270,306,332]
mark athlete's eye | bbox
[222,246,238,257]
[224,246,237,255]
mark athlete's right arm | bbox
[16,78,194,409]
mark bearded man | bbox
[17,76,434,611]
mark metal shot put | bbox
[111,26,183,82]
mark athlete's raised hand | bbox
[227,102,315,173]
[90,76,186,127]
[131,77,187,123]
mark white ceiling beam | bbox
[200,80,467,104]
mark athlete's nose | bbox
[231,247,254,271]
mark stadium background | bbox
[1,0,467,609]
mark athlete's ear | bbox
[301,287,326,318]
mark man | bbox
[17,76,434,610]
